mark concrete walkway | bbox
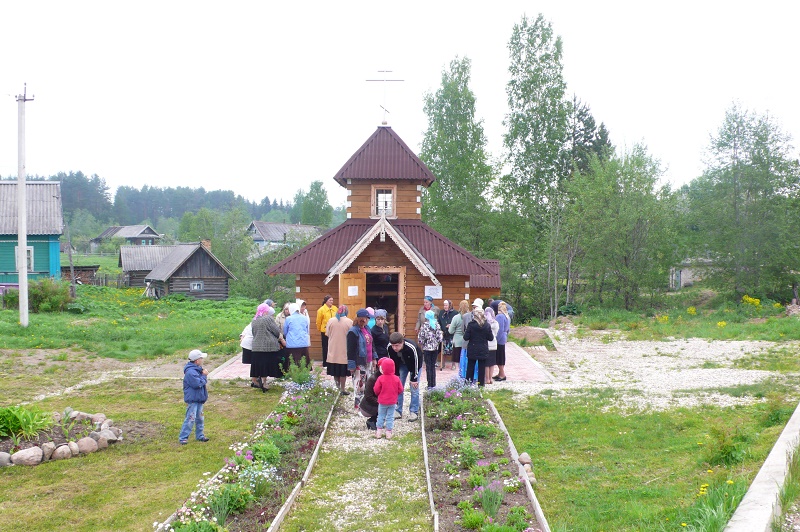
[208,340,554,385]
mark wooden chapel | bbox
[266,125,500,360]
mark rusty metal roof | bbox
[266,218,494,277]
[332,126,436,188]
[0,182,63,235]
[470,260,501,289]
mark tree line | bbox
[420,13,800,321]
[5,13,798,319]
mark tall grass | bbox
[0,285,260,359]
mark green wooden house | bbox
[0,182,64,286]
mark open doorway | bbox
[366,272,399,332]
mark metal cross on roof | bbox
[366,70,403,125]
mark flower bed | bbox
[424,378,542,531]
[155,371,337,532]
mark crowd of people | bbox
[235,294,514,432]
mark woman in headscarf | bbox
[483,307,500,385]
[239,316,257,388]
[370,309,390,362]
[348,308,374,410]
[493,301,511,381]
[284,302,311,368]
[250,303,283,391]
[325,304,353,394]
[316,295,337,368]
[276,302,291,332]
[463,306,493,387]
[418,309,443,389]
[448,300,470,375]
[438,299,458,371]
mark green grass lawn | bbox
[60,252,122,274]
[0,379,282,532]
[490,383,795,531]
[0,285,260,359]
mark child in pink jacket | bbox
[373,357,404,439]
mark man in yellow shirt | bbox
[315,294,337,367]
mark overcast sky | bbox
[1,1,797,211]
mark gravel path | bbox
[498,327,789,412]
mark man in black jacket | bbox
[387,332,422,421]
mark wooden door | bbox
[338,273,366,311]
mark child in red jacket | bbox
[373,357,404,439]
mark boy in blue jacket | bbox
[179,349,210,445]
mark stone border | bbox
[725,399,800,531]
[0,410,123,467]
[487,399,552,532]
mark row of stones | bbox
[0,411,123,467]
[518,451,537,484]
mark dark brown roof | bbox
[470,260,501,289]
[266,218,493,277]
[332,126,436,188]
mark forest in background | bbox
[4,13,799,321]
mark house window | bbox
[190,281,204,292]
[14,246,33,272]
[372,185,396,218]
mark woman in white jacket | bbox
[484,307,500,385]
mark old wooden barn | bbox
[120,243,236,300]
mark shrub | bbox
[505,506,533,531]
[703,424,751,466]
[0,405,53,439]
[465,423,498,439]
[207,483,253,525]
[459,507,488,530]
[283,357,313,385]
[171,521,226,532]
[3,279,73,312]
[251,440,280,466]
[453,437,483,469]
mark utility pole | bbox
[17,84,33,327]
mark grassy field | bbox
[60,252,122,274]
[491,386,794,531]
[0,285,258,359]
[559,289,800,342]
[0,379,282,531]
[2,283,800,530]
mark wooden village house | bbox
[120,242,236,300]
[247,221,324,252]
[0,182,64,292]
[267,125,500,360]
[91,225,161,252]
